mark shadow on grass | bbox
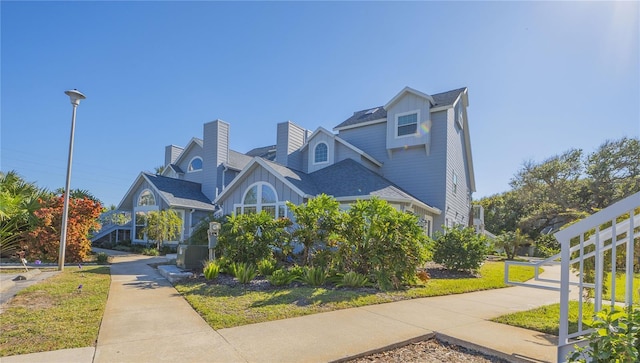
[71,266,110,275]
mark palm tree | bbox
[0,171,51,256]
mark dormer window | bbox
[188,157,203,172]
[396,110,419,137]
[314,142,328,164]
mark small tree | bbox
[23,196,102,262]
[217,211,291,265]
[494,229,530,260]
[287,194,341,266]
[431,226,489,273]
[143,209,183,250]
[338,198,429,289]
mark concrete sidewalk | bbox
[2,253,570,363]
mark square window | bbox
[397,113,418,137]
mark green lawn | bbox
[175,261,536,329]
[605,272,640,303]
[491,301,595,336]
[492,272,639,336]
[0,266,111,357]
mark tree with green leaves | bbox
[287,194,342,266]
[494,229,530,260]
[217,211,291,265]
[586,137,640,210]
[431,226,489,273]
[338,197,429,289]
[0,171,51,257]
[510,148,587,237]
[143,209,183,250]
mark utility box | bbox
[176,244,208,270]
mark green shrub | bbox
[218,212,287,265]
[568,307,640,362]
[288,265,305,280]
[535,233,561,258]
[300,266,327,286]
[96,252,110,264]
[257,258,277,277]
[140,247,160,256]
[494,229,530,260]
[216,256,233,274]
[203,260,220,280]
[431,226,489,273]
[336,271,369,288]
[267,269,297,286]
[287,194,342,266]
[338,198,429,288]
[232,262,257,284]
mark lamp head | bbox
[65,89,86,106]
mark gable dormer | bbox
[384,87,435,156]
[303,128,335,173]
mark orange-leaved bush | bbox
[23,196,102,262]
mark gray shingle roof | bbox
[245,145,277,161]
[260,158,319,196]
[309,159,423,202]
[143,173,215,211]
[334,87,467,130]
[228,150,253,170]
[431,87,467,108]
[333,106,386,130]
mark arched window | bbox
[314,142,328,164]
[188,157,203,172]
[234,182,286,218]
[138,189,156,206]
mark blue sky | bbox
[1,1,638,208]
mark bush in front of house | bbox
[337,198,430,289]
[217,212,286,265]
[431,226,489,273]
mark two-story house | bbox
[97,86,476,245]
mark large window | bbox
[138,189,156,206]
[188,157,203,172]
[314,142,328,164]
[396,111,419,137]
[134,189,158,242]
[234,182,287,218]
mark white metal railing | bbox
[503,192,640,362]
[98,210,131,227]
[554,192,639,362]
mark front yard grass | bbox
[0,266,111,357]
[491,301,595,336]
[175,261,536,329]
[492,272,639,336]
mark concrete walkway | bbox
[2,252,573,363]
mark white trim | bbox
[385,86,435,109]
[333,118,386,132]
[300,127,383,167]
[167,137,203,169]
[214,157,312,204]
[333,195,441,215]
[394,109,420,139]
[313,141,329,165]
[137,188,157,206]
[187,156,203,172]
[233,181,287,218]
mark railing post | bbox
[626,209,635,306]
[558,233,571,362]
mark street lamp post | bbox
[59,89,86,271]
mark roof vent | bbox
[365,107,379,115]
